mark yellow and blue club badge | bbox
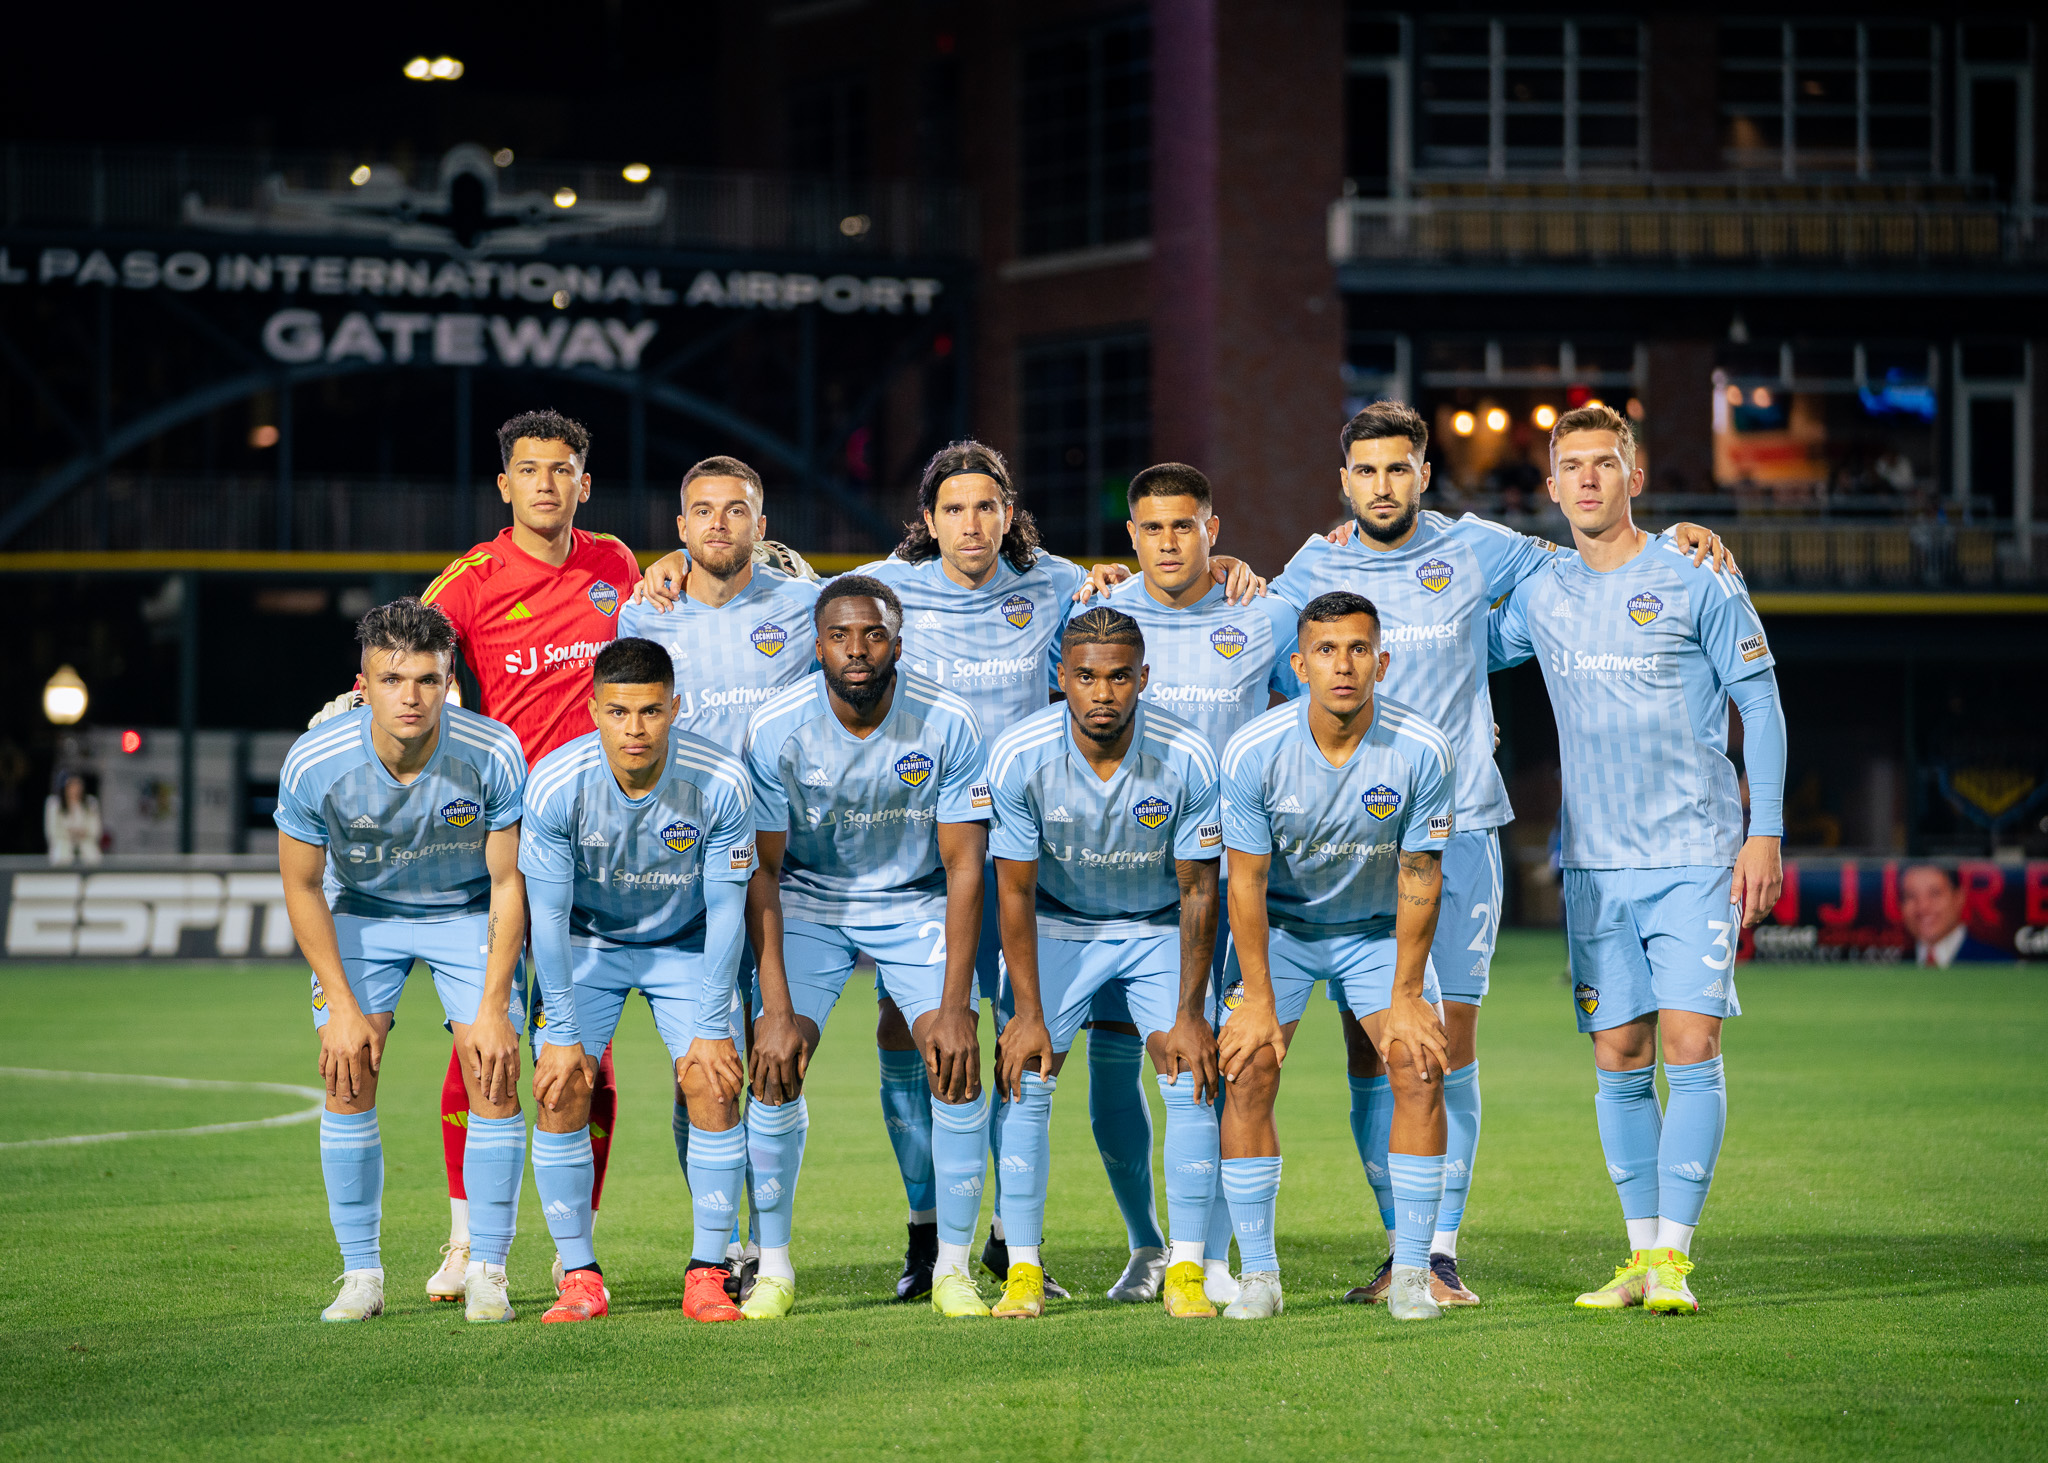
[1001,593,1034,629]
[750,621,788,657]
[588,580,620,617]
[1210,625,1247,659]
[1416,557,1454,594]
[1362,784,1402,820]
[1575,982,1600,1015]
[662,820,700,854]
[1222,979,1244,1011]
[311,974,327,1012]
[440,797,481,827]
[895,751,933,787]
[1627,591,1662,626]
[1132,795,1172,829]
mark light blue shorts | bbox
[784,917,949,1031]
[317,912,520,1032]
[537,941,744,1066]
[1562,865,1744,1034]
[1219,925,1440,1030]
[1089,898,1230,1028]
[997,930,1181,1051]
[1434,828,1503,1005]
[873,860,1003,1009]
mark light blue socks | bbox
[1594,1066,1663,1223]
[994,1072,1056,1248]
[1658,1057,1727,1226]
[685,1123,747,1263]
[877,1048,936,1216]
[463,1112,526,1266]
[531,1126,596,1273]
[1348,1072,1396,1234]
[1090,1030,1164,1250]
[930,1092,991,1247]
[1439,1061,1481,1239]
[746,1097,809,1250]
[319,1108,383,1272]
[1203,1093,1235,1264]
[1156,1074,1220,1247]
[1387,1152,1446,1268]
[1220,1155,1282,1273]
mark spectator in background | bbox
[1898,864,2008,966]
[44,773,102,866]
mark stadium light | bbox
[550,290,570,310]
[1484,408,1508,432]
[121,728,144,754]
[43,665,88,725]
[622,163,652,184]
[250,425,279,449]
[1751,387,1772,408]
[349,165,372,186]
[1452,411,1476,437]
[1584,398,1606,410]
[1725,385,1744,405]
[404,55,464,81]
[553,188,577,209]
[493,148,515,167]
[1626,397,1645,421]
[403,56,431,79]
[840,214,871,236]
[1533,404,1557,429]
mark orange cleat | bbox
[542,1269,609,1324]
[682,1265,744,1322]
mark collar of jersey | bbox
[358,706,451,790]
[494,525,590,576]
[1294,695,1382,773]
[817,670,907,745]
[1340,515,1440,563]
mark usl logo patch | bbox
[1417,557,1454,593]
[1361,784,1402,820]
[1132,795,1172,829]
[895,751,933,787]
[587,581,619,617]
[1428,813,1454,840]
[1739,631,1769,662]
[1627,591,1662,626]
[750,621,787,657]
[1000,593,1034,629]
[1211,625,1248,659]
[1575,981,1600,1014]
[440,797,481,827]
[661,820,699,854]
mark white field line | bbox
[0,1067,325,1149]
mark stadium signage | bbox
[1748,858,2048,964]
[1,871,298,959]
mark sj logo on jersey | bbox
[440,797,481,827]
[661,820,700,854]
[1362,784,1402,820]
[1627,592,1662,626]
[1000,594,1034,629]
[587,581,619,617]
[1210,625,1247,659]
[895,751,933,787]
[750,622,788,657]
[1417,558,1454,594]
[1132,795,1172,829]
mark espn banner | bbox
[0,862,298,960]
[1749,858,2048,963]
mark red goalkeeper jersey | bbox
[420,527,641,765]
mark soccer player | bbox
[1268,400,1735,1308]
[985,607,1225,1319]
[1215,591,1456,1321]
[741,575,997,1316]
[275,599,529,1324]
[518,637,759,1324]
[1487,403,1784,1315]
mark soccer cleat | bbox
[1342,1253,1394,1305]
[930,1270,992,1318]
[1204,1263,1241,1307]
[896,1221,938,1302]
[1223,1270,1284,1320]
[1107,1246,1167,1303]
[1161,1261,1217,1319]
[993,1262,1047,1319]
[723,1242,760,1305]
[463,1262,515,1323]
[1575,1251,1652,1310]
[542,1270,609,1324]
[551,1252,565,1294]
[741,1274,795,1320]
[1429,1252,1481,1307]
[682,1265,744,1322]
[1387,1263,1442,1320]
[979,1226,1072,1299]
[1643,1248,1699,1314]
[322,1269,385,1323]
[427,1242,469,1302]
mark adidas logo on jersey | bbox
[1550,596,1575,618]
[1667,1161,1709,1182]
[915,611,943,630]
[801,768,832,787]
[1273,794,1307,814]
[348,814,377,829]
[1701,978,1726,999]
[1046,805,1074,822]
[579,832,608,846]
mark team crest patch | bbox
[587,580,619,617]
[439,797,481,828]
[1000,593,1034,629]
[895,751,934,787]
[750,621,788,657]
[1575,981,1600,1015]
[1361,785,1402,820]
[1222,979,1245,1012]
[1132,795,1172,829]
[661,820,700,854]
[1210,625,1248,660]
[1627,591,1662,626]
[1416,557,1454,594]
[311,974,326,1012]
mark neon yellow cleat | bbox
[1574,1251,1651,1310]
[930,1270,991,1318]
[741,1274,795,1320]
[1643,1248,1699,1314]
[993,1261,1046,1318]
[1161,1261,1216,1319]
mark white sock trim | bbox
[908,1208,936,1226]
[935,1240,971,1277]
[449,1197,469,1244]
[758,1244,794,1282]
[1626,1217,1660,1252]
[1653,1219,1696,1256]
[1168,1240,1205,1266]
[1009,1243,1041,1269]
[1430,1229,1459,1258]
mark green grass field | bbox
[2,932,2042,1461]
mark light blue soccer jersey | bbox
[1269,511,1554,831]
[1102,577,1301,759]
[618,566,822,753]
[1220,695,1456,937]
[854,551,1088,729]
[986,702,1223,938]
[274,705,526,920]
[1488,534,1778,870]
[745,669,990,926]
[517,726,755,944]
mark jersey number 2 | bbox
[917,920,948,966]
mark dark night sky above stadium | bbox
[9,1,727,162]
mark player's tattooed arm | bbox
[468,825,526,1109]
[1387,848,1449,1081]
[281,831,385,1103]
[927,820,990,1104]
[1160,858,1222,1104]
[993,857,1054,1102]
[1216,849,1288,1081]
[745,834,808,1104]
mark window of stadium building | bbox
[1416,17,1645,175]
[1019,332,1151,558]
[1017,11,1151,256]
[1719,21,1941,176]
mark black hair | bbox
[1127,462,1213,515]
[356,597,458,664]
[681,454,763,506]
[813,573,905,635]
[1061,606,1146,657]
[497,409,592,470]
[592,637,675,690]
[1339,400,1429,462]
[893,439,1043,572]
[1295,590,1381,644]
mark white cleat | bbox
[551,1252,565,1295]
[1387,1263,1443,1320]
[1223,1270,1284,1319]
[322,1269,385,1322]
[464,1261,515,1323]
[1107,1246,1168,1303]
[1204,1261,1241,1308]
[427,1242,469,1303]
